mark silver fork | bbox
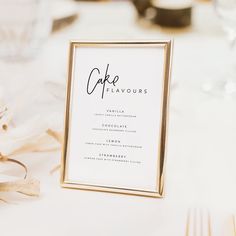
[185,208,212,236]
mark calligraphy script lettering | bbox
[86,64,119,99]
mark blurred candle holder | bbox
[0,0,52,61]
[150,0,192,28]
[132,0,193,28]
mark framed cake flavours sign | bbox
[61,41,172,198]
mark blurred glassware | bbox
[51,0,79,33]
[212,0,236,94]
[131,0,151,17]
[52,13,78,33]
[214,0,236,46]
[0,0,52,61]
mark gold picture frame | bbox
[61,40,172,198]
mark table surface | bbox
[1,1,236,236]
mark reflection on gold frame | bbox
[60,40,172,198]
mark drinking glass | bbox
[213,0,236,94]
[0,0,52,61]
[214,0,236,46]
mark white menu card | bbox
[61,41,172,197]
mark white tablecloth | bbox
[1,1,236,235]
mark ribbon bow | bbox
[0,129,62,201]
[0,152,40,197]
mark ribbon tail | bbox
[0,198,8,203]
[46,129,63,144]
[0,178,40,196]
[17,178,40,196]
[50,164,61,175]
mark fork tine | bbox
[185,208,212,236]
[207,211,212,236]
[185,209,191,236]
[232,215,236,236]
[200,209,204,236]
[194,208,197,236]
[185,208,197,236]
